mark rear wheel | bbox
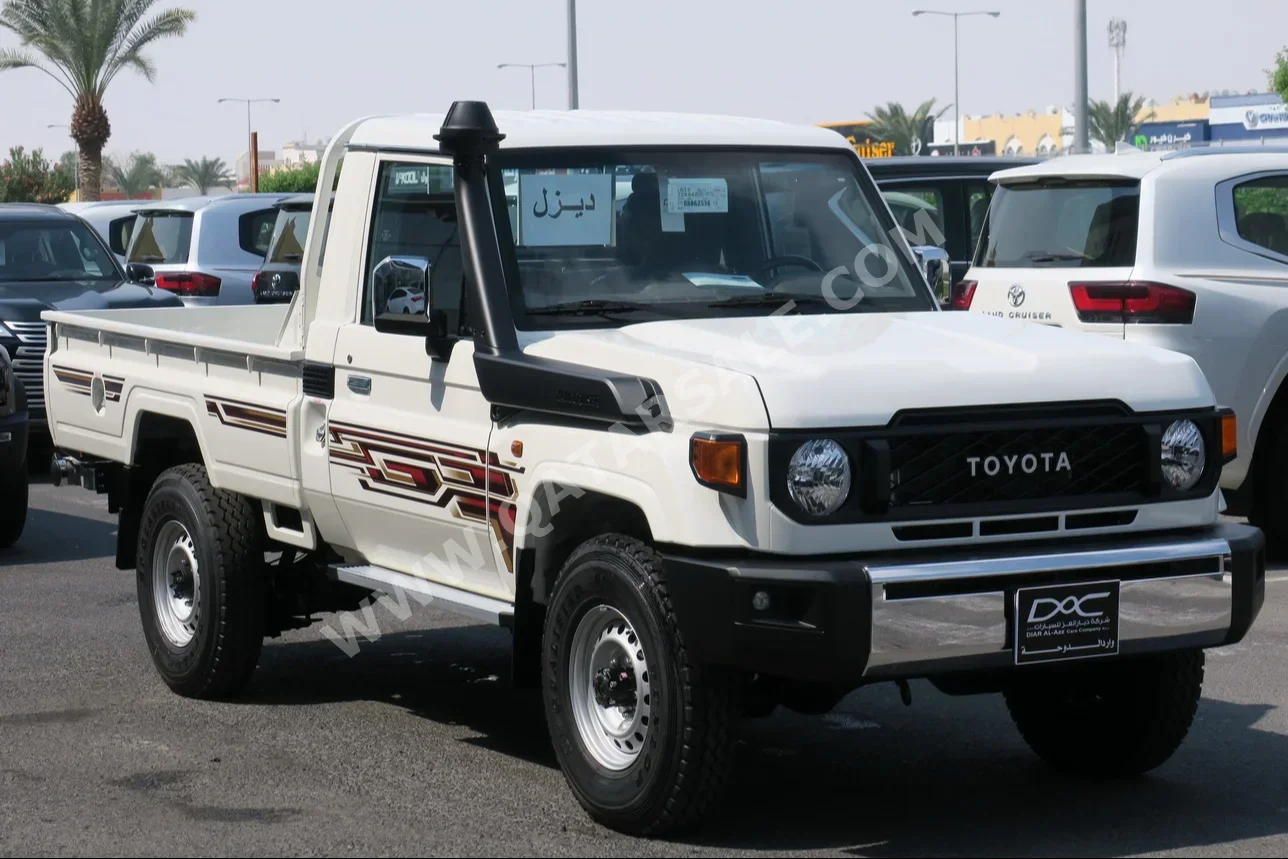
[1004,650,1204,776]
[543,534,736,836]
[136,463,265,699]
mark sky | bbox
[1,0,1285,166]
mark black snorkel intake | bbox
[437,101,671,432]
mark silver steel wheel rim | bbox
[151,520,200,648]
[568,604,652,772]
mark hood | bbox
[0,280,182,322]
[521,312,1214,429]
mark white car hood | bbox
[521,312,1214,429]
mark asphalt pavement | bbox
[2,482,1286,857]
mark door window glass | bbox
[1233,175,1288,257]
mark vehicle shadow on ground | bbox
[248,625,556,767]
[0,505,117,565]
[245,624,1288,855]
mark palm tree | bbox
[107,150,164,198]
[1088,91,1154,152]
[170,156,232,194]
[0,0,196,201]
[865,99,952,156]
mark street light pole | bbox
[47,123,77,197]
[1074,0,1090,153]
[217,97,280,191]
[567,0,579,109]
[497,63,568,110]
[911,9,1001,156]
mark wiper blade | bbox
[527,299,671,317]
[1024,250,1088,263]
[708,292,832,308]
[279,253,303,261]
[132,255,166,263]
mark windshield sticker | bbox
[683,272,763,289]
[657,176,686,232]
[519,173,614,247]
[667,178,729,214]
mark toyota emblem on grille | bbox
[1007,284,1026,307]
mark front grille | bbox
[6,321,48,413]
[889,423,1150,508]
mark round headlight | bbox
[1161,419,1206,492]
[787,439,852,516]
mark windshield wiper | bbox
[131,255,166,263]
[279,253,303,262]
[708,293,834,309]
[527,299,677,318]
[1024,250,1090,263]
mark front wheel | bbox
[1004,650,1204,776]
[543,534,736,836]
[0,460,28,548]
[136,463,265,699]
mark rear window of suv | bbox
[976,179,1139,268]
[129,212,192,264]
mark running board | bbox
[328,564,514,627]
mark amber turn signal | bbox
[1220,410,1237,464]
[690,434,746,497]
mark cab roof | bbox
[991,147,1288,184]
[348,110,853,153]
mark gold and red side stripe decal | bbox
[205,396,288,438]
[54,369,124,401]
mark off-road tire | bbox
[1004,650,1204,776]
[136,463,265,699]
[542,534,736,836]
[0,460,27,548]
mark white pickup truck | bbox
[44,103,1265,835]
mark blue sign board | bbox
[1133,120,1209,151]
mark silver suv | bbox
[124,193,293,305]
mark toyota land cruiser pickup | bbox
[43,102,1266,836]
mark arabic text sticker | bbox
[518,173,614,247]
[667,178,729,214]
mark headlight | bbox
[787,439,852,516]
[1161,419,1205,491]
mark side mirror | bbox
[370,255,456,361]
[126,262,154,284]
[911,245,951,305]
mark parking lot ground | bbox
[2,483,1287,857]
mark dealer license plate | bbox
[1014,580,1120,665]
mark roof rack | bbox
[1162,146,1288,160]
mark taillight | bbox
[1068,281,1195,324]
[155,271,221,298]
[951,280,977,310]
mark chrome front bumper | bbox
[662,523,1265,684]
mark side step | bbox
[328,563,514,627]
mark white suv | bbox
[961,148,1288,548]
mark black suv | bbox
[866,156,1039,293]
[0,204,181,429]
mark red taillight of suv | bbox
[154,271,221,298]
[1068,281,1195,324]
[950,280,977,310]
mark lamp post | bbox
[911,9,1001,156]
[47,123,78,197]
[567,0,579,109]
[497,62,568,109]
[217,97,280,191]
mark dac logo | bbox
[1027,591,1111,624]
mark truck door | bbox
[326,156,510,601]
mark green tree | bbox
[864,99,951,156]
[0,145,75,202]
[0,0,196,201]
[1270,47,1288,105]
[1088,91,1154,151]
[171,156,232,194]
[255,161,321,194]
[107,150,163,198]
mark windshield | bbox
[128,212,193,264]
[492,149,932,328]
[977,179,1140,268]
[0,220,121,282]
[267,207,310,264]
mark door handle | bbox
[347,375,372,395]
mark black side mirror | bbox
[911,245,951,304]
[126,262,154,284]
